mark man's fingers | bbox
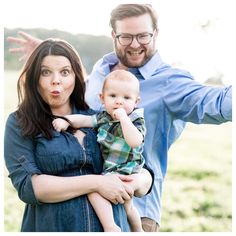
[7,31,35,45]
[18,31,34,40]
[19,55,27,62]
[7,36,25,44]
[9,47,25,53]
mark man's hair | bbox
[110,4,158,32]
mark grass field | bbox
[3,71,232,232]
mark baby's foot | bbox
[104,224,121,232]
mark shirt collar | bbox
[99,52,119,76]
[138,50,164,79]
[101,50,164,80]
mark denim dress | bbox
[4,109,130,232]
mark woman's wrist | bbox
[91,175,103,192]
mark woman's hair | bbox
[109,4,158,33]
[16,38,89,139]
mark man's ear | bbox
[135,96,141,107]
[111,30,116,40]
[154,28,159,39]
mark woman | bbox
[4,39,153,232]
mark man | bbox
[7,4,232,232]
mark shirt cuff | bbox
[221,86,232,121]
[91,114,98,128]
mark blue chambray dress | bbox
[4,108,130,232]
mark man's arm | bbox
[7,31,42,61]
[163,72,232,124]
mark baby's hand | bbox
[52,118,70,132]
[113,108,127,121]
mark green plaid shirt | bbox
[92,108,146,175]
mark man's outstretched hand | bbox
[7,31,42,62]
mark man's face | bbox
[112,14,157,68]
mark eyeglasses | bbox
[115,32,155,46]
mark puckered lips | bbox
[50,90,61,97]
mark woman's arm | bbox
[32,173,134,204]
[4,113,42,204]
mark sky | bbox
[1,0,235,85]
[2,0,159,36]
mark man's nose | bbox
[130,36,140,48]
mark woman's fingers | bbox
[97,174,133,203]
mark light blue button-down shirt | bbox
[85,51,232,225]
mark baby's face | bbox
[100,78,139,119]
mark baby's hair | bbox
[102,69,140,93]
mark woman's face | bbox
[38,55,75,115]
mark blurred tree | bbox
[4,28,113,74]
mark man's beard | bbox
[114,41,155,68]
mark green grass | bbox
[161,123,232,232]
[3,71,232,232]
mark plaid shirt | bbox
[92,108,146,175]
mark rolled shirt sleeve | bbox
[162,71,232,124]
[4,113,42,205]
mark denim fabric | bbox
[85,51,232,225]
[4,108,130,232]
